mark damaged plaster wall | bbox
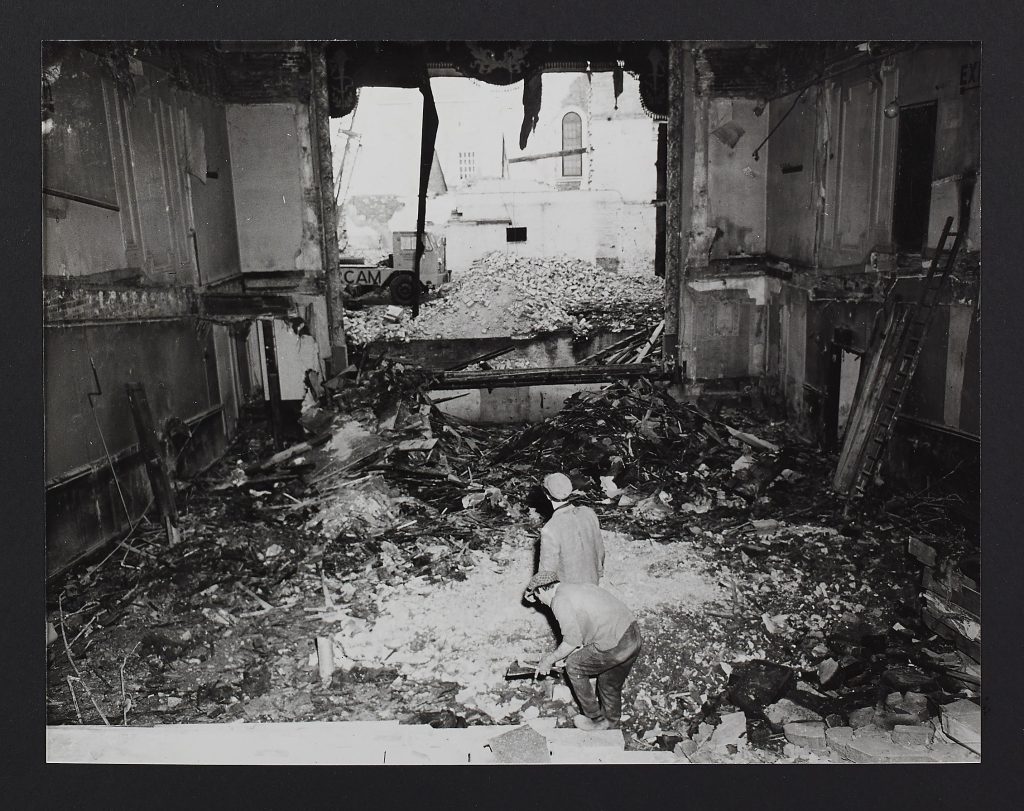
[226,102,324,273]
[587,72,658,273]
[43,47,131,279]
[765,43,981,269]
[290,293,331,363]
[777,278,978,425]
[660,42,978,496]
[212,324,243,440]
[592,199,656,273]
[45,322,220,480]
[750,43,980,492]
[42,45,249,576]
[897,45,981,252]
[778,283,808,418]
[45,318,227,574]
[254,319,324,403]
[682,274,776,383]
[707,99,768,259]
[764,90,819,265]
[44,47,242,284]
[185,94,243,285]
[941,304,977,430]
[441,187,646,270]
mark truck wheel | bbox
[389,273,417,305]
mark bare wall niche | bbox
[227,103,309,272]
[708,98,768,259]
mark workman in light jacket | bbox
[537,472,605,585]
[524,570,643,731]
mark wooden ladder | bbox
[850,216,966,497]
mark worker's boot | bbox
[573,714,611,731]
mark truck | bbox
[339,231,449,305]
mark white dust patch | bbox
[334,528,724,702]
[602,531,725,613]
[327,418,382,463]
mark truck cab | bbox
[340,231,449,305]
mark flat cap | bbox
[524,570,560,600]
[543,472,574,501]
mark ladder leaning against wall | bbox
[833,216,967,499]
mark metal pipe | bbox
[189,227,203,286]
[43,187,120,212]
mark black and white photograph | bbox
[41,38,983,766]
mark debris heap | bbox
[343,253,664,345]
[46,359,979,763]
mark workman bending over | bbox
[537,472,604,585]
[524,570,643,731]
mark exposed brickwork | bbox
[43,283,197,324]
[220,51,312,103]
[80,43,313,106]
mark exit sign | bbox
[960,61,980,94]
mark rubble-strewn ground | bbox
[343,253,664,344]
[46,366,980,763]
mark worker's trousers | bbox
[564,622,642,726]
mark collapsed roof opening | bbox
[331,67,668,398]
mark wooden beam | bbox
[261,319,284,451]
[310,44,348,373]
[662,43,686,372]
[633,320,665,363]
[678,49,715,380]
[124,382,179,544]
[430,364,669,390]
[444,343,517,372]
[833,306,904,493]
[201,293,294,316]
[508,147,590,164]
[577,327,648,366]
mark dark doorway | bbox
[235,328,252,398]
[823,329,862,451]
[892,102,937,253]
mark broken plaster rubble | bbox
[46,359,979,764]
[343,252,663,344]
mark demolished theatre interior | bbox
[42,40,982,765]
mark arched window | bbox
[561,112,583,177]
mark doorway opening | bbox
[891,101,937,253]
[824,328,863,450]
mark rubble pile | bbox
[489,378,801,522]
[343,253,664,345]
[46,359,979,763]
[910,537,980,687]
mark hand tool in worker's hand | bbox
[504,659,553,680]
